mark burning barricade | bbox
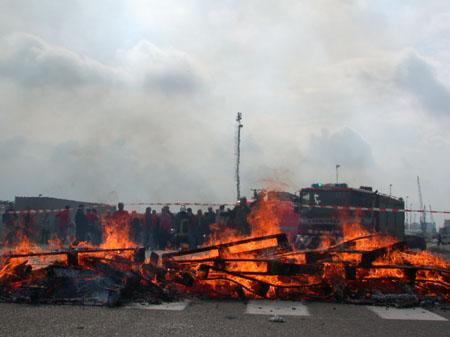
[0,198,449,307]
[157,230,449,306]
[0,213,174,306]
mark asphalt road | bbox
[0,300,448,337]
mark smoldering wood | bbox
[0,233,449,306]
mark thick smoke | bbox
[0,1,449,226]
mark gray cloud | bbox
[0,34,202,94]
[0,136,229,205]
[0,1,449,225]
[306,127,375,170]
[0,34,115,87]
[395,53,450,117]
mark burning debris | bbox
[0,207,181,306]
[0,246,172,306]
[156,230,449,306]
[0,197,449,307]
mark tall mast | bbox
[235,112,243,200]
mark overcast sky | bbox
[0,1,449,225]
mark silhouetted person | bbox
[111,202,131,242]
[112,202,129,223]
[150,209,160,245]
[195,209,207,246]
[75,205,87,242]
[130,211,142,243]
[159,206,173,249]
[56,206,71,243]
[87,208,101,244]
[40,212,51,244]
[21,207,34,240]
[216,205,228,229]
[2,203,18,245]
[233,197,251,234]
[174,207,190,248]
[204,207,215,227]
[186,208,198,248]
[144,207,159,249]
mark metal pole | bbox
[405,195,409,225]
[236,112,243,200]
[335,164,340,184]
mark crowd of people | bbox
[1,199,252,250]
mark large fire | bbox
[161,197,449,303]
[0,196,449,306]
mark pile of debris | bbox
[0,224,448,307]
[154,232,449,307]
[0,247,177,306]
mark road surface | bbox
[0,300,448,337]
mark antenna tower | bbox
[235,112,243,200]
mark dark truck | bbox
[296,183,407,249]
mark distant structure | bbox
[439,220,450,243]
[0,197,115,242]
[405,221,436,237]
[235,112,243,200]
[429,205,436,229]
[417,176,426,233]
[0,200,10,209]
[14,196,113,212]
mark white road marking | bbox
[367,306,447,321]
[246,300,310,316]
[124,301,189,311]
